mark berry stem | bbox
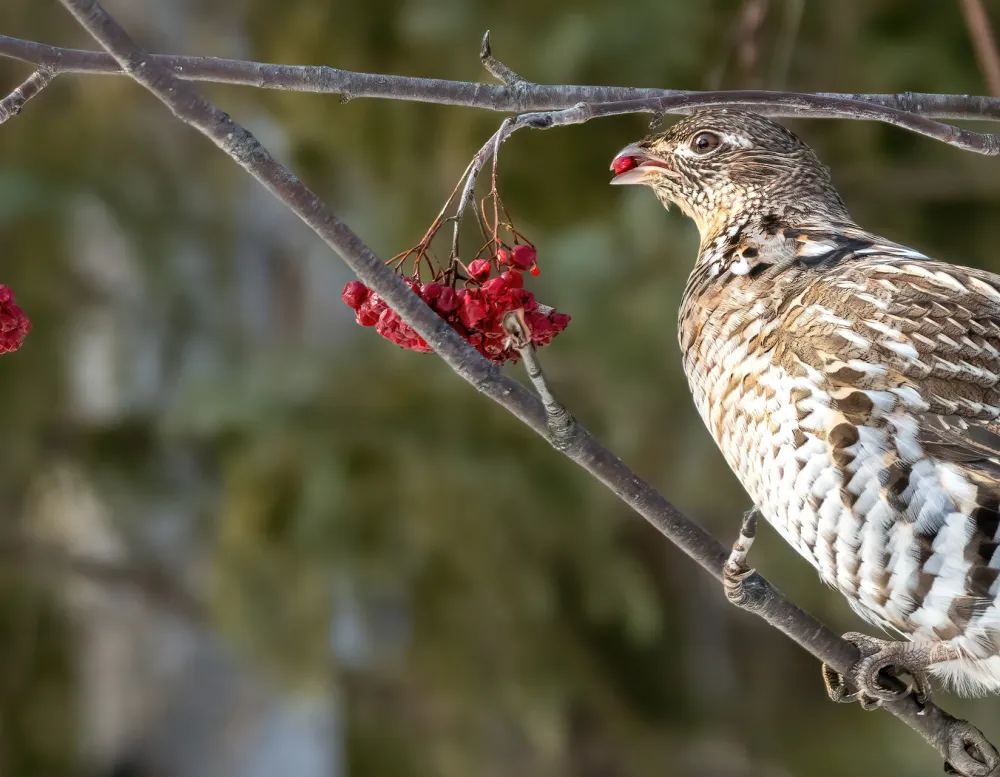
[502,311,576,450]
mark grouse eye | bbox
[691,131,721,155]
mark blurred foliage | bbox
[2,1,1000,775]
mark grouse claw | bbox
[823,632,941,710]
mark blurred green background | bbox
[2,1,1000,775]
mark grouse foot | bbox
[821,633,959,710]
[722,509,760,607]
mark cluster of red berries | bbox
[341,244,569,364]
[0,285,30,355]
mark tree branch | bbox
[0,68,55,125]
[40,2,1000,774]
[512,96,1000,155]
[3,32,1000,121]
[479,30,533,90]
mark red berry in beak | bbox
[612,156,639,175]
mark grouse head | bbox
[611,109,852,241]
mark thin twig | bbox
[450,120,511,262]
[479,30,532,88]
[0,68,55,124]
[769,0,805,89]
[736,0,769,82]
[960,0,1000,97]
[47,3,1000,774]
[4,33,1000,120]
[404,156,475,275]
[502,310,575,448]
[707,7,746,90]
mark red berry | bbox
[420,282,443,305]
[550,313,571,330]
[510,245,536,270]
[376,307,399,336]
[397,321,422,348]
[468,259,491,282]
[529,265,540,277]
[481,277,508,298]
[516,288,535,307]
[341,280,370,310]
[501,270,524,289]
[436,287,459,315]
[355,295,382,326]
[458,291,489,329]
[526,311,552,334]
[612,156,639,175]
[495,248,509,265]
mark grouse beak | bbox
[610,143,676,186]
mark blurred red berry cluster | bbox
[342,243,569,364]
[0,285,30,355]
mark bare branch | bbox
[46,2,1000,773]
[0,68,55,125]
[512,95,1000,155]
[9,31,993,156]
[4,33,1000,121]
[960,0,1000,97]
